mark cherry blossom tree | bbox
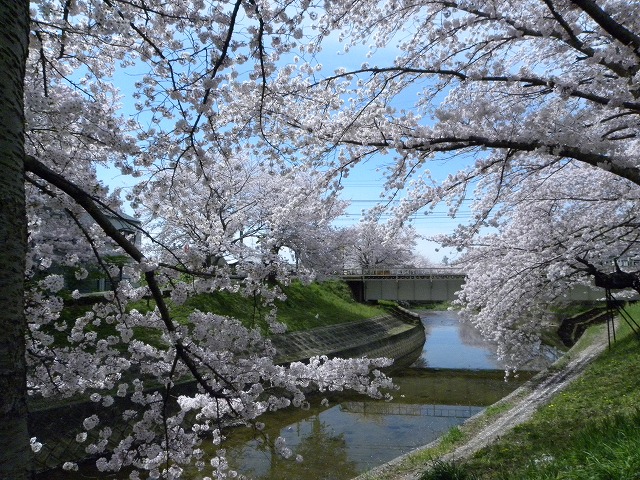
[1,2,395,478]
[445,161,640,364]
[343,220,418,269]
[259,0,640,363]
[253,169,348,276]
[142,153,348,286]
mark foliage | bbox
[342,220,418,269]
[419,460,478,480]
[144,156,350,276]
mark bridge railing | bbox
[341,267,465,278]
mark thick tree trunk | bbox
[0,1,32,478]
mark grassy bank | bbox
[170,279,385,332]
[34,281,385,409]
[418,303,640,480]
[58,280,385,348]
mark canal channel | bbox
[200,310,549,480]
[39,309,556,479]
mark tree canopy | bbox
[269,0,640,362]
[2,1,394,478]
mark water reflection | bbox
[228,413,358,480]
[219,394,485,480]
[416,310,506,370]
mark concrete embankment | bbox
[271,309,425,367]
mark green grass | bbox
[55,280,384,348]
[514,411,640,480]
[273,280,384,331]
[443,302,640,479]
[169,280,384,333]
[438,426,467,450]
[420,460,479,480]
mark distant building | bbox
[105,210,142,250]
[614,257,640,269]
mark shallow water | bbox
[199,311,530,480]
[212,371,524,480]
[416,310,506,369]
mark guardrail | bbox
[341,267,466,279]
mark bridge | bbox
[340,267,605,303]
[341,268,466,302]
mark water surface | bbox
[217,366,526,479]
[210,310,529,480]
[416,310,506,369]
[42,310,535,479]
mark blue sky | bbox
[333,159,470,263]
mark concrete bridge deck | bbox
[341,268,465,302]
[340,267,604,303]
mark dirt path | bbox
[356,327,610,480]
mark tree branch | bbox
[317,67,640,112]
[24,155,229,401]
[332,134,640,187]
[570,0,640,55]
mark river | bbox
[203,310,539,480]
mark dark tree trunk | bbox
[0,1,32,478]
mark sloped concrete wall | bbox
[271,313,426,365]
